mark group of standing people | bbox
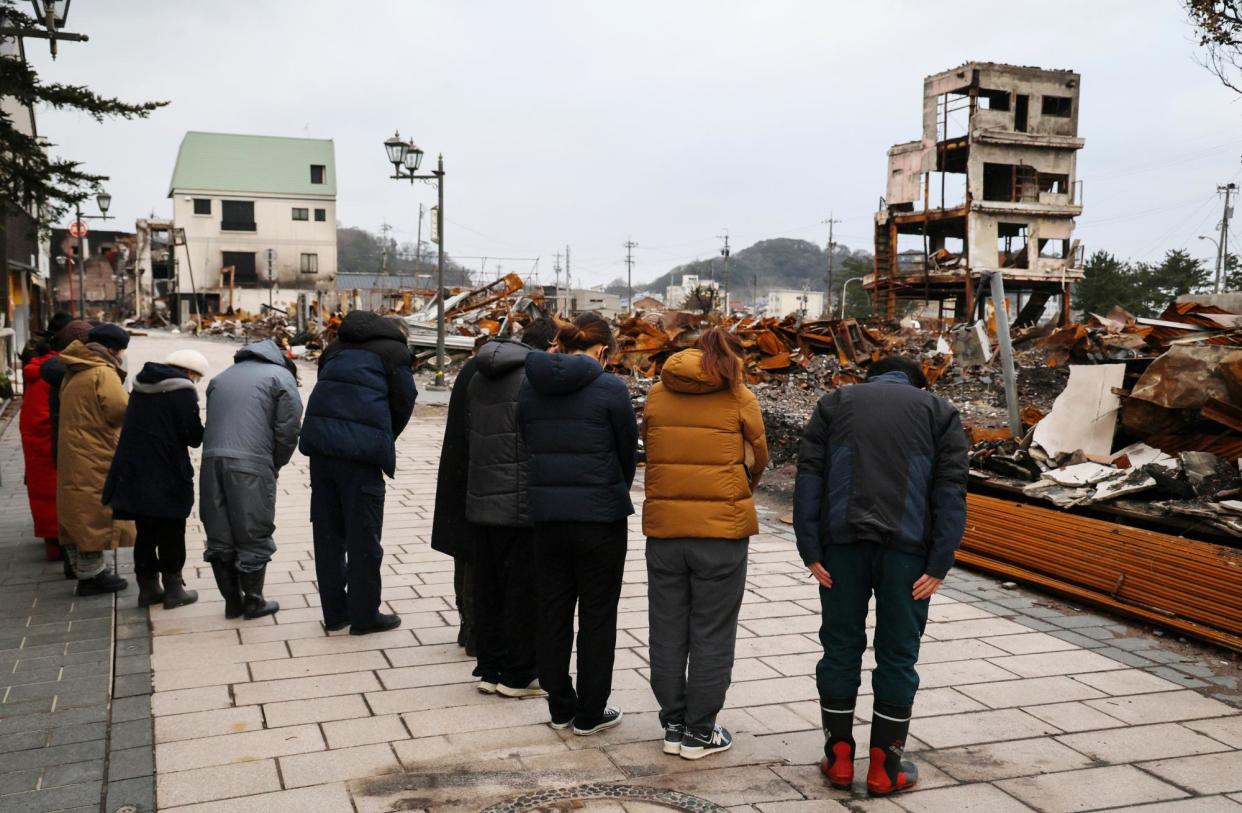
[18,309,417,637]
[433,314,772,757]
[432,311,968,794]
[18,301,968,797]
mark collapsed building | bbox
[869,62,1085,324]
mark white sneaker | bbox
[497,679,547,699]
[477,680,498,695]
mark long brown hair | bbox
[695,326,744,389]
[555,312,615,353]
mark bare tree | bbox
[1186,0,1242,93]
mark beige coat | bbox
[56,341,136,552]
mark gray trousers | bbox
[200,457,278,573]
[63,545,105,579]
[646,537,749,733]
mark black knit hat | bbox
[40,312,73,338]
[87,323,130,351]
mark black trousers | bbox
[310,456,386,627]
[473,526,537,688]
[535,520,627,728]
[134,516,187,579]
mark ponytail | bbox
[695,326,743,389]
[555,312,615,353]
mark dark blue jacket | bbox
[517,352,638,523]
[103,363,204,520]
[299,311,417,477]
[793,371,969,579]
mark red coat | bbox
[20,351,58,539]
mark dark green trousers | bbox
[816,542,930,708]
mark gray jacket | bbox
[465,339,532,527]
[203,340,303,472]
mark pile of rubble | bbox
[970,303,1242,538]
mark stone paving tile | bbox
[155,723,325,772]
[162,782,352,813]
[986,649,1128,678]
[1085,690,1240,725]
[923,736,1094,782]
[997,764,1189,812]
[958,675,1107,709]
[890,782,1036,812]
[1184,717,1242,748]
[1073,668,1185,696]
[153,706,265,743]
[1141,751,1242,795]
[1057,722,1234,763]
[1125,798,1242,811]
[914,708,1062,749]
[279,742,401,788]
[156,759,282,807]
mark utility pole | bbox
[718,231,730,314]
[1217,183,1237,294]
[379,221,392,274]
[553,251,562,316]
[565,244,572,314]
[624,239,638,313]
[415,204,424,267]
[823,214,841,317]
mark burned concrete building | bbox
[868,62,1085,323]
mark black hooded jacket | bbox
[466,340,535,527]
[517,351,638,524]
[103,362,204,519]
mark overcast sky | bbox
[29,0,1242,287]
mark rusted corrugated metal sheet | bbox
[961,494,1242,652]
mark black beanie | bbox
[87,323,130,351]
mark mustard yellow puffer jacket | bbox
[642,348,769,540]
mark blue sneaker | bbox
[680,724,732,760]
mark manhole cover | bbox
[479,783,727,813]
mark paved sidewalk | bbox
[4,332,1242,812]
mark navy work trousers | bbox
[310,456,387,628]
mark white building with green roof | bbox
[168,131,337,315]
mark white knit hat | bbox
[164,349,210,376]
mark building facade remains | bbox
[868,62,1086,323]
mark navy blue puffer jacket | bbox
[517,352,638,523]
[298,312,417,477]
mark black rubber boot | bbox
[77,570,128,596]
[136,575,166,608]
[62,558,76,580]
[210,560,245,619]
[866,702,918,797]
[819,698,856,790]
[239,567,279,619]
[161,571,199,610]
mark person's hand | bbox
[912,574,942,601]
[808,562,833,589]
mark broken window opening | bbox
[997,222,1029,269]
[977,89,1011,111]
[1041,95,1073,117]
[1015,94,1029,132]
[1038,238,1070,259]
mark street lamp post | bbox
[1199,234,1224,293]
[71,189,112,318]
[0,1,90,59]
[384,131,447,389]
[839,276,865,319]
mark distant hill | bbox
[609,238,872,305]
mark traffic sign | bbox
[68,221,87,238]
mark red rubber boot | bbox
[866,704,918,797]
[818,700,856,790]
